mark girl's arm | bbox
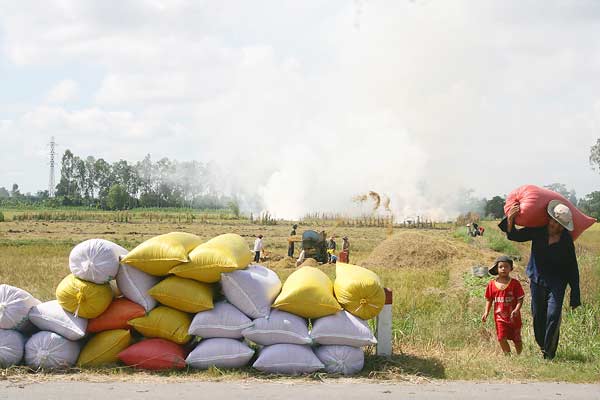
[511,297,524,321]
[482,299,492,323]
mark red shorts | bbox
[495,319,522,343]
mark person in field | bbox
[253,234,264,263]
[499,201,581,359]
[288,224,298,257]
[482,255,525,355]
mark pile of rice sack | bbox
[0,232,385,375]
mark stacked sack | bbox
[1,231,386,376]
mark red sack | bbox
[87,298,146,333]
[504,184,596,240]
[118,338,186,370]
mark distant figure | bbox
[468,222,481,237]
[327,236,337,263]
[288,224,298,257]
[341,236,350,263]
[253,234,264,263]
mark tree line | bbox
[0,150,239,212]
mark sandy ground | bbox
[1,380,600,400]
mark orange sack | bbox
[118,338,186,370]
[87,298,146,333]
[504,184,596,240]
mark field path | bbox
[1,381,599,400]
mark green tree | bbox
[578,191,600,220]
[590,138,600,171]
[55,149,76,198]
[544,183,577,204]
[106,184,130,210]
[0,187,10,198]
[485,196,505,219]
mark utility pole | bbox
[49,136,56,197]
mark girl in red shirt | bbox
[482,255,525,354]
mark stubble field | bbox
[1,211,599,382]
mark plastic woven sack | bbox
[148,276,213,313]
[77,329,131,367]
[252,344,323,375]
[315,345,364,375]
[272,267,342,319]
[116,264,159,312]
[188,301,252,339]
[242,309,311,346]
[0,329,25,367]
[87,298,146,333]
[170,234,252,283]
[186,338,254,369]
[24,331,80,370]
[28,300,87,341]
[0,284,40,330]
[310,311,377,347]
[56,274,113,318]
[334,263,385,320]
[120,232,203,276]
[69,239,128,284]
[118,338,186,370]
[504,184,596,240]
[221,265,281,319]
[128,306,191,345]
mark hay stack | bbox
[361,231,475,269]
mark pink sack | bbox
[504,184,596,240]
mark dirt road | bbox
[1,381,599,400]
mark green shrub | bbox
[0,211,4,222]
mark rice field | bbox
[1,212,599,382]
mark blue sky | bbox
[1,0,599,219]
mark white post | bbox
[376,288,393,357]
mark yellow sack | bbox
[148,276,214,313]
[272,266,342,319]
[334,262,385,320]
[121,232,203,276]
[77,329,131,367]
[169,233,252,283]
[128,306,191,344]
[56,274,113,318]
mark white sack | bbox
[0,284,40,330]
[310,311,377,347]
[242,309,311,346]
[221,265,282,319]
[24,331,80,370]
[116,264,159,312]
[315,345,364,375]
[28,300,87,341]
[252,344,323,375]
[0,329,25,367]
[69,239,128,284]
[188,301,252,339]
[186,338,254,369]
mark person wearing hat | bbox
[253,234,264,263]
[499,200,581,360]
[288,224,298,258]
[482,255,525,355]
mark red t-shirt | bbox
[485,278,525,326]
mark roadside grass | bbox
[1,219,599,382]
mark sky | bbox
[1,0,599,220]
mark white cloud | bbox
[44,79,79,104]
